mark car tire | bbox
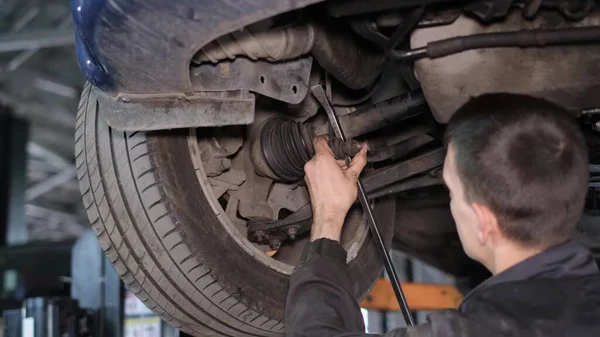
[75,83,395,336]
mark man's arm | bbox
[285,136,436,336]
[285,238,367,336]
[285,238,435,337]
[285,136,369,335]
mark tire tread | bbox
[75,83,280,337]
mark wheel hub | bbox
[188,119,368,272]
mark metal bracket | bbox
[99,90,255,131]
[191,57,313,105]
[247,203,313,249]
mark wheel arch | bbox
[72,0,326,95]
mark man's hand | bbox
[304,136,368,242]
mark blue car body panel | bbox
[71,0,112,90]
[70,0,325,95]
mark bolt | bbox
[254,230,266,243]
[206,158,233,177]
[220,158,231,170]
[120,96,131,103]
[594,121,600,132]
[287,227,298,240]
[269,238,282,251]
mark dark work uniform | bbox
[285,239,600,337]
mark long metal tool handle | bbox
[311,85,415,326]
[356,180,415,326]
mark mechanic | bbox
[285,93,600,336]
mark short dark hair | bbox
[445,93,589,248]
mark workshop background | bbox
[0,0,461,336]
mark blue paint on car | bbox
[70,0,113,90]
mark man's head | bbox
[443,93,589,270]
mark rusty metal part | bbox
[194,24,316,63]
[410,12,600,123]
[191,57,313,104]
[99,90,255,131]
[338,90,427,138]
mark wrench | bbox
[311,84,416,326]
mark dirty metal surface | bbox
[411,11,600,123]
[199,128,244,177]
[338,90,427,138]
[362,148,446,192]
[247,203,313,249]
[98,90,255,131]
[191,57,313,104]
[369,172,443,199]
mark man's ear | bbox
[471,202,499,246]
